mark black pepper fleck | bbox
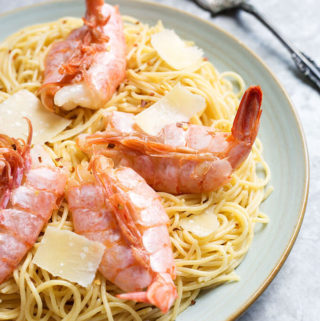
[108,143,115,149]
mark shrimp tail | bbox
[231,85,262,145]
[226,86,262,170]
[85,0,110,31]
[86,0,105,14]
[117,273,178,313]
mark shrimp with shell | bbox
[66,155,177,313]
[78,86,263,194]
[0,121,67,283]
[0,119,32,209]
[40,0,126,111]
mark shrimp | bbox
[0,119,32,209]
[66,156,177,313]
[78,86,263,194]
[40,0,126,111]
[0,123,67,284]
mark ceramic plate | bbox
[0,1,309,320]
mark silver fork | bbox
[192,0,320,91]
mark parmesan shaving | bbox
[151,29,203,70]
[135,83,206,135]
[33,227,105,287]
[0,90,71,144]
[180,207,219,237]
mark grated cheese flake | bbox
[0,90,71,144]
[33,227,105,287]
[151,29,203,70]
[135,83,206,136]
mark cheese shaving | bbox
[180,207,219,237]
[151,29,203,70]
[0,90,71,144]
[135,83,206,135]
[33,227,105,287]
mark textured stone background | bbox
[0,0,319,320]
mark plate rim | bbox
[0,0,310,320]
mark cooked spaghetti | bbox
[0,15,271,321]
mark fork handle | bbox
[239,2,320,91]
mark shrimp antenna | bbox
[23,117,33,147]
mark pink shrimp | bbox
[40,0,126,111]
[0,119,32,209]
[78,86,263,194]
[66,156,177,313]
[0,124,67,284]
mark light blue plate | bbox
[0,1,309,320]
